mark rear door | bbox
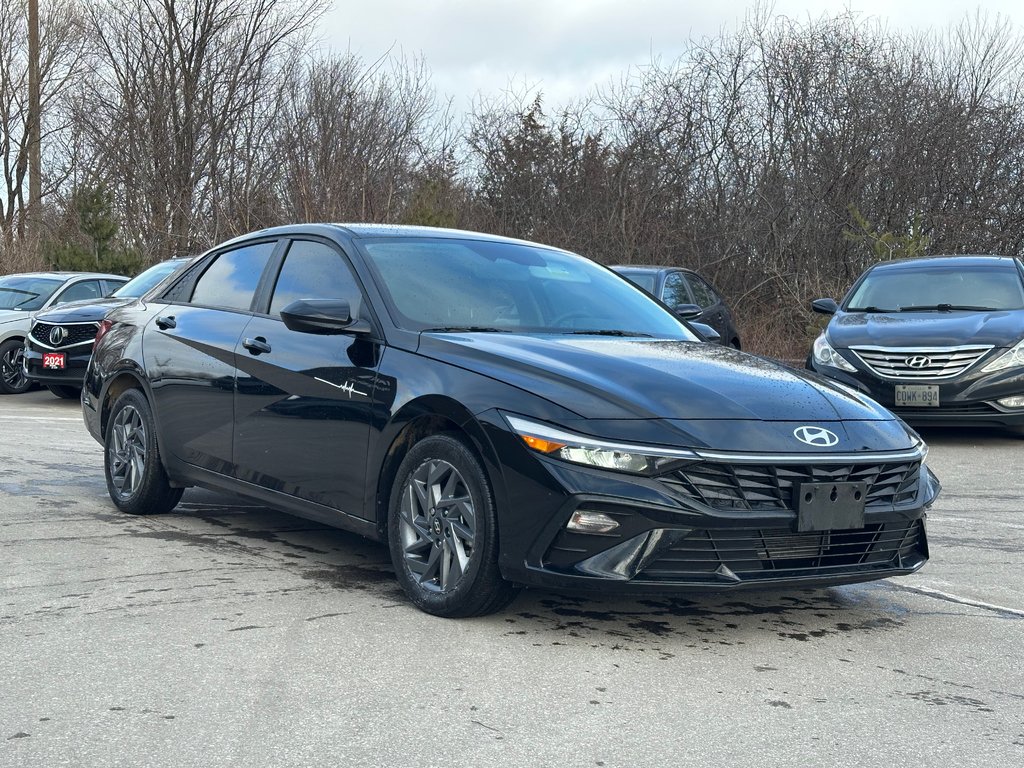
[144,240,278,474]
[232,238,382,518]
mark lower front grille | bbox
[641,520,925,582]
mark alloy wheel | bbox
[1,345,28,391]
[108,405,147,500]
[399,459,477,592]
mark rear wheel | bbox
[0,339,31,395]
[46,383,81,399]
[104,389,183,515]
[387,434,518,617]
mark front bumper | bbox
[484,419,937,593]
[23,342,91,388]
[807,356,1024,428]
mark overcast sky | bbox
[317,1,1022,110]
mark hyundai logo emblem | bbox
[793,426,839,447]
[905,355,932,369]
[49,326,68,346]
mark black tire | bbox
[104,389,183,515]
[46,383,82,399]
[0,339,31,395]
[387,434,518,617]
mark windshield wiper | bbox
[564,329,654,337]
[421,326,510,333]
[899,304,997,312]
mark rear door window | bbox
[189,242,276,311]
[53,280,103,305]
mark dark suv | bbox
[611,266,741,348]
[24,258,191,398]
[808,255,1024,429]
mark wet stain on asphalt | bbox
[906,690,994,712]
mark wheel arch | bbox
[372,395,506,539]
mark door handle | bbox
[155,315,176,330]
[243,337,271,355]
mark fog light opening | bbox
[996,395,1024,409]
[567,509,620,534]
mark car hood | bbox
[32,297,132,324]
[827,309,1024,349]
[419,333,895,424]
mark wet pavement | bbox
[1,390,1022,766]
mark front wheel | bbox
[104,389,183,515]
[0,339,31,394]
[387,434,518,617]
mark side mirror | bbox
[811,298,839,315]
[280,299,369,335]
[674,303,703,319]
[689,321,722,344]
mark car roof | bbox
[610,265,694,274]
[0,271,129,280]
[213,223,564,251]
[868,255,1020,272]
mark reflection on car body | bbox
[83,224,939,617]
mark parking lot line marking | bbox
[888,583,1024,618]
[0,415,83,422]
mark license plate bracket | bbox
[42,352,66,370]
[895,384,939,407]
[796,481,867,532]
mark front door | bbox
[232,238,383,518]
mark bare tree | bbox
[0,0,88,268]
[77,0,325,259]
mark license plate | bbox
[796,481,867,532]
[42,352,66,370]
[895,384,939,407]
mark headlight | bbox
[504,415,697,475]
[981,338,1024,373]
[812,334,856,372]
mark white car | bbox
[0,271,129,394]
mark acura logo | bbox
[793,426,839,447]
[49,326,68,346]
[905,355,932,369]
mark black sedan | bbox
[83,225,938,617]
[611,265,742,348]
[808,255,1024,430]
[24,258,192,398]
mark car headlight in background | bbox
[981,338,1024,373]
[812,334,857,372]
[504,415,696,475]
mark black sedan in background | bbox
[84,225,937,617]
[24,258,192,398]
[808,255,1024,429]
[611,265,742,348]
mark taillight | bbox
[93,319,113,350]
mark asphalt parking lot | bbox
[1,389,1022,767]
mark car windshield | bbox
[113,259,186,299]
[845,264,1024,312]
[359,238,697,339]
[0,276,64,311]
